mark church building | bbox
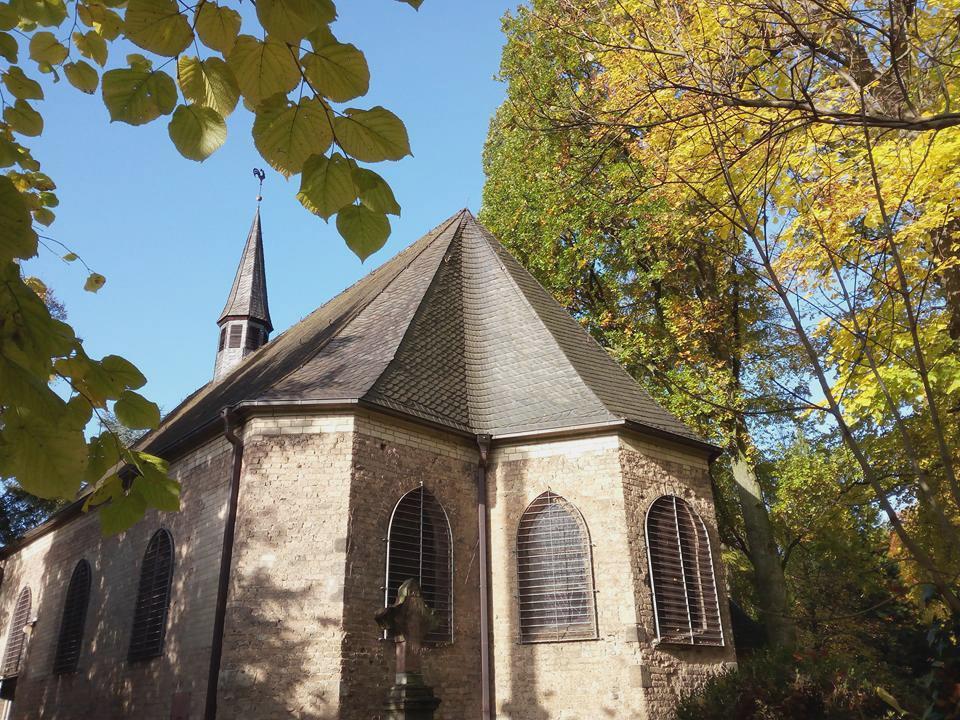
[0,209,736,719]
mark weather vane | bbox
[253,168,265,203]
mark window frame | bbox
[127,529,175,663]
[53,560,92,674]
[515,491,598,644]
[1,587,32,679]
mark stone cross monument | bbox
[375,579,441,720]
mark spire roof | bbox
[219,208,272,331]
[144,210,710,455]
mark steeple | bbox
[213,207,272,381]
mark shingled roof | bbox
[218,208,272,331]
[143,210,707,456]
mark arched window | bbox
[385,487,452,644]
[516,492,597,643]
[53,560,92,674]
[128,529,174,662]
[646,495,723,646]
[1,587,32,678]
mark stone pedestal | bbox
[384,672,441,720]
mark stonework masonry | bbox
[0,410,734,720]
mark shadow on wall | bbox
[217,486,342,720]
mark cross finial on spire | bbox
[253,167,265,203]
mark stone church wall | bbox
[618,435,737,718]
[339,411,483,720]
[0,435,233,720]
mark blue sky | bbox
[24,1,519,415]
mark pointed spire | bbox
[218,208,272,331]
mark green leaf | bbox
[253,96,333,176]
[168,104,227,161]
[63,252,77,261]
[0,408,87,499]
[101,66,177,125]
[84,432,121,484]
[64,60,99,93]
[33,206,54,225]
[298,152,357,220]
[16,0,67,26]
[301,39,369,103]
[98,488,147,534]
[0,32,18,63]
[2,66,43,100]
[28,30,67,63]
[132,475,179,512]
[74,30,107,66]
[4,98,43,136]
[396,0,423,8]
[333,106,411,162]
[227,35,300,105]
[0,178,37,261]
[194,1,241,54]
[124,0,193,56]
[336,204,390,261]
[256,0,329,43]
[114,389,161,429]
[353,165,400,215]
[78,3,121,39]
[84,271,106,292]
[177,55,239,117]
[0,3,17,29]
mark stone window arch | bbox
[53,560,92,674]
[516,492,597,643]
[645,495,723,646]
[385,487,453,644]
[1,587,32,678]
[128,529,174,662]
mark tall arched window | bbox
[516,492,597,643]
[53,560,92,674]
[646,495,723,646]
[128,529,174,662]
[385,487,452,644]
[1,587,31,678]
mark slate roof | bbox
[219,208,272,331]
[143,210,707,456]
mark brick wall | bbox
[0,435,233,720]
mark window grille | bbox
[128,529,174,662]
[385,487,452,644]
[218,326,226,352]
[228,324,243,349]
[53,560,92,674]
[244,326,260,351]
[1,588,31,677]
[645,495,723,646]
[516,492,597,643]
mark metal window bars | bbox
[516,492,597,643]
[53,560,92,674]
[128,529,175,662]
[645,496,724,647]
[384,487,453,645]
[1,587,31,678]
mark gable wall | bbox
[0,435,233,720]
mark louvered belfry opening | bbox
[1,587,31,677]
[228,324,243,349]
[385,487,453,644]
[53,560,92,674]
[646,495,723,646]
[128,529,174,662]
[517,492,597,643]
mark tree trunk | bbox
[729,442,797,651]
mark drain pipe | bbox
[476,434,493,720]
[205,408,244,720]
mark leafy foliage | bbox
[1,0,418,533]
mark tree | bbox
[497,0,960,612]
[0,0,421,533]
[482,2,801,648]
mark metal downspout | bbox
[476,434,493,720]
[204,408,244,720]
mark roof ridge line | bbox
[259,212,467,396]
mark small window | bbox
[128,529,174,662]
[218,326,226,352]
[244,326,260,351]
[1,587,32,677]
[646,495,723,646]
[53,560,92,674]
[228,324,243,349]
[385,487,452,644]
[517,492,597,643]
